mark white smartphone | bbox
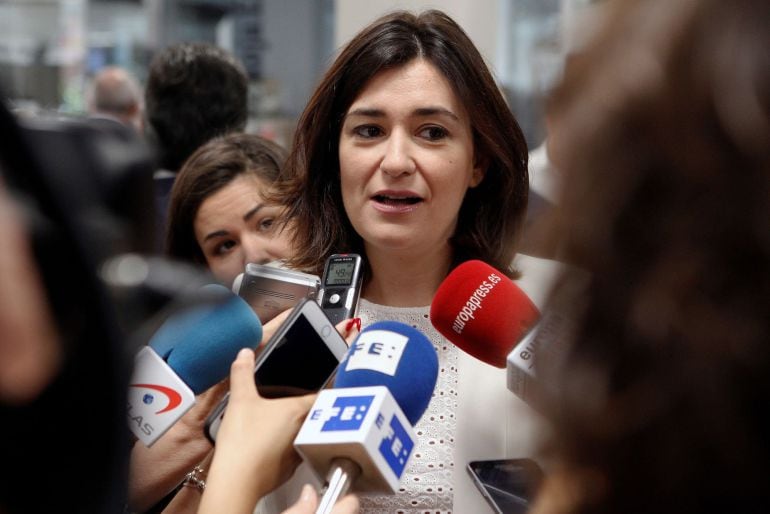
[204,298,348,443]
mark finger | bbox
[295,392,318,411]
[228,347,257,401]
[260,308,293,346]
[336,317,361,345]
[281,484,317,514]
[333,494,360,513]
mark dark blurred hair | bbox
[271,9,528,278]
[1,101,137,514]
[165,133,287,265]
[145,43,249,172]
[540,0,770,512]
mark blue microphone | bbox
[128,284,262,445]
[148,284,263,393]
[334,320,438,425]
[294,321,439,513]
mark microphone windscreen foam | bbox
[430,260,539,368]
[334,321,438,426]
[149,284,262,393]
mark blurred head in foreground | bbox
[532,0,770,513]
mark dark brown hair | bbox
[145,43,249,172]
[165,133,287,264]
[539,0,770,512]
[271,9,528,277]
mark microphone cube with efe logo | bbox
[294,386,416,493]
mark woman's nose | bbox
[241,234,271,265]
[379,130,416,177]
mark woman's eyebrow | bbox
[345,107,385,118]
[345,106,459,121]
[203,229,229,242]
[243,204,264,222]
[412,106,459,121]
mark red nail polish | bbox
[345,317,362,332]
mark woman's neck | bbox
[362,245,452,307]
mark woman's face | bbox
[338,59,484,258]
[194,174,292,286]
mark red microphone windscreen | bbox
[430,260,540,368]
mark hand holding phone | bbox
[204,298,348,443]
[199,348,318,513]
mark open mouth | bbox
[372,194,422,206]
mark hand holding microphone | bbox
[294,321,439,514]
[127,284,263,446]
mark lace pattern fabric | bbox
[356,299,457,514]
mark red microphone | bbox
[430,260,540,368]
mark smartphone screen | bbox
[467,458,543,514]
[204,299,347,443]
[255,313,341,398]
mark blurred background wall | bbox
[0,0,601,150]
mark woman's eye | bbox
[258,218,275,232]
[353,125,383,138]
[419,126,448,141]
[214,240,236,255]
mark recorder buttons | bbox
[329,293,341,305]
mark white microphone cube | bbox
[507,328,538,402]
[294,386,416,493]
[127,347,196,446]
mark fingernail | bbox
[237,348,252,359]
[345,317,362,333]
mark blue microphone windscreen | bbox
[149,284,262,394]
[334,321,438,425]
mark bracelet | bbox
[182,466,206,493]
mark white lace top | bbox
[356,298,457,514]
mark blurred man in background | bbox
[87,66,144,134]
[144,42,249,250]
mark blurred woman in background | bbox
[130,133,294,513]
[166,132,293,287]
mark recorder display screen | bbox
[254,314,340,398]
[325,260,355,286]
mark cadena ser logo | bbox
[129,383,183,414]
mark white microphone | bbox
[507,272,587,405]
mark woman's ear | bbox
[470,154,488,188]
